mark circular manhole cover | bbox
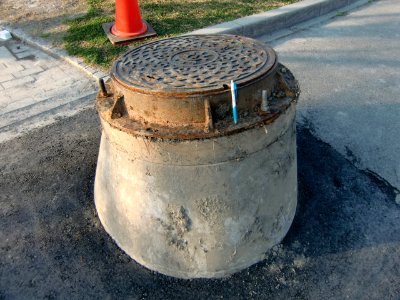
[112,35,277,95]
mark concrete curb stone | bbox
[1,0,369,80]
[188,0,369,37]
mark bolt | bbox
[261,90,269,112]
[98,78,109,97]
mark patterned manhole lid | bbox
[112,34,277,95]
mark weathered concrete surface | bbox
[1,108,399,298]
[95,104,297,278]
[264,0,400,190]
[0,37,97,142]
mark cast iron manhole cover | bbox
[112,35,277,94]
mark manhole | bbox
[95,34,300,279]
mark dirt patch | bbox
[0,109,399,299]
[0,0,87,45]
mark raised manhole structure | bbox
[95,34,300,278]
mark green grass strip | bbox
[64,0,297,68]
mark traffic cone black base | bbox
[102,21,156,45]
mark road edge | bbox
[187,0,369,36]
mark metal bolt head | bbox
[261,90,269,112]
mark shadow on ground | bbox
[0,108,399,299]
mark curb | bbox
[188,0,369,37]
[0,91,98,130]
[0,92,96,143]
[2,0,369,80]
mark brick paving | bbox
[0,36,97,141]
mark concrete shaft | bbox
[94,102,297,279]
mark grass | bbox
[336,11,348,17]
[64,0,298,68]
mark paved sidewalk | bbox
[0,36,97,142]
[264,0,400,192]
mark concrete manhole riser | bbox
[94,34,299,278]
[94,104,297,278]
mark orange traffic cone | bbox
[102,0,156,45]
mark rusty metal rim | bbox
[98,99,297,140]
[110,34,278,96]
[97,62,300,140]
